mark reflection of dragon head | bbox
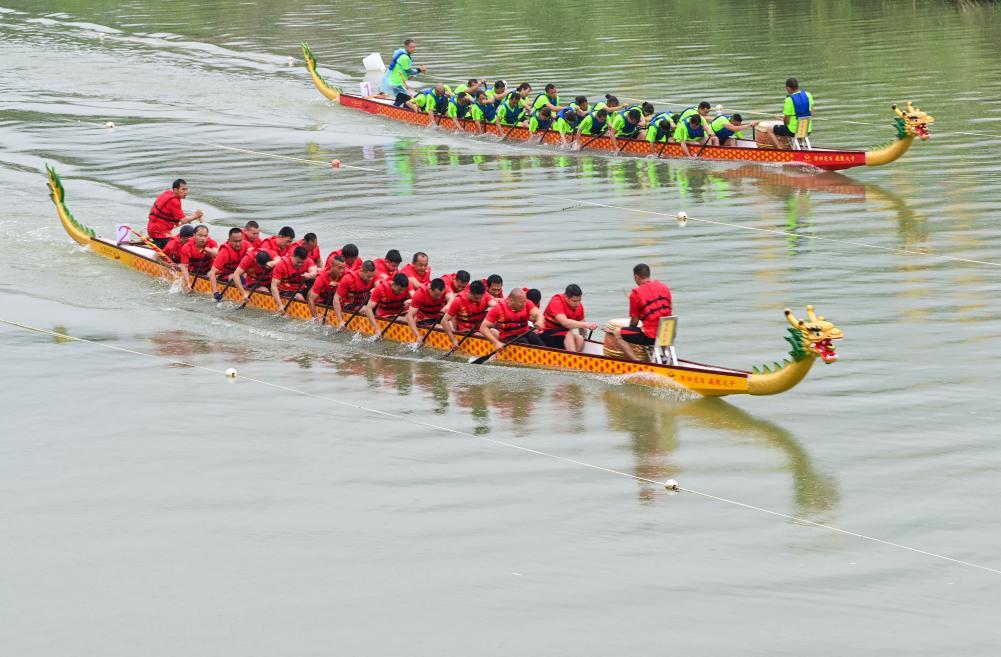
[892,102,934,141]
[784,306,844,364]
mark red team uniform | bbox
[271,255,315,293]
[178,238,219,275]
[212,240,250,280]
[621,280,673,345]
[146,190,185,239]
[335,270,375,307]
[410,284,448,322]
[369,279,410,318]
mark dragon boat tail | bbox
[301,43,933,172]
[46,165,843,397]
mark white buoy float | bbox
[287,55,294,67]
[225,368,238,379]
[664,479,679,491]
[715,104,723,111]
[97,32,106,40]
[676,211,688,227]
[104,121,115,129]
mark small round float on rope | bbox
[287,56,295,67]
[104,121,115,129]
[664,479,679,491]
[330,159,341,168]
[225,368,238,379]
[676,211,688,227]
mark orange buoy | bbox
[330,159,341,168]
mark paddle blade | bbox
[469,353,492,365]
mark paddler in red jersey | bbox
[208,227,248,299]
[147,178,203,249]
[485,274,504,301]
[440,269,470,301]
[161,224,196,264]
[292,232,321,264]
[307,255,347,322]
[178,225,219,291]
[401,251,431,292]
[364,272,411,333]
[406,278,448,341]
[442,279,490,348]
[270,246,317,315]
[232,250,276,302]
[332,259,377,327]
[374,249,403,280]
[540,284,598,352]
[482,288,545,347]
[259,226,295,257]
[611,263,673,360]
[241,221,263,249]
[326,243,362,272]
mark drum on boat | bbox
[602,318,649,362]
[755,120,790,149]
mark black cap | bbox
[179,225,196,237]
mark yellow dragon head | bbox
[892,102,934,140]
[784,306,844,364]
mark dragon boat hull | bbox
[46,165,842,397]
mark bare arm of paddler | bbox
[362,296,382,334]
[479,315,504,349]
[404,303,422,342]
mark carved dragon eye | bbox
[812,328,821,335]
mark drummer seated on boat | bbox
[482,288,545,347]
[442,279,490,348]
[446,92,474,130]
[270,246,317,315]
[674,113,715,158]
[610,263,673,361]
[327,243,362,271]
[147,178,203,249]
[232,250,276,302]
[495,91,526,127]
[332,259,377,327]
[381,38,427,110]
[364,272,411,332]
[469,91,498,132]
[161,224,195,264]
[178,225,219,291]
[440,269,470,301]
[241,220,263,249]
[259,226,295,258]
[209,227,249,299]
[401,251,431,292]
[406,278,449,341]
[765,77,813,148]
[572,108,612,150]
[540,284,598,352]
[374,249,403,280]
[308,255,347,322]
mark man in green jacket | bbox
[381,39,427,109]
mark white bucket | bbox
[362,52,386,72]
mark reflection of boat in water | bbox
[603,392,837,513]
[304,43,934,172]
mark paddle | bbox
[498,121,520,142]
[377,306,408,339]
[214,277,234,302]
[469,328,535,365]
[695,136,712,158]
[615,136,633,156]
[441,323,479,359]
[416,314,443,348]
[279,283,307,316]
[576,132,606,152]
[336,293,370,333]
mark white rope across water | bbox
[3,317,1000,577]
